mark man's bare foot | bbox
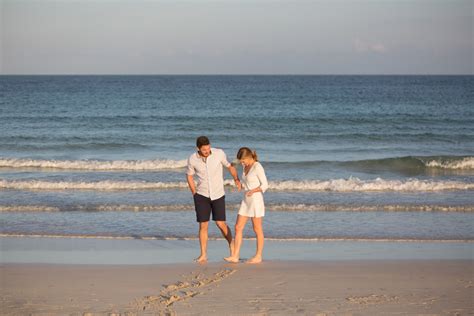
[223,256,239,263]
[194,255,207,263]
[246,256,262,264]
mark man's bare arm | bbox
[186,174,197,195]
[227,165,242,191]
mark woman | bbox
[224,147,268,264]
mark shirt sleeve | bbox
[186,156,195,176]
[220,150,231,168]
[256,163,268,193]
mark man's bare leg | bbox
[224,215,248,263]
[215,221,233,256]
[195,221,209,263]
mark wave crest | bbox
[0,158,187,170]
[0,179,188,190]
[269,177,474,192]
[1,177,472,192]
[1,156,472,172]
[1,203,472,213]
[422,157,474,170]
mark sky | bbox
[1,0,472,75]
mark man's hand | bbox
[227,165,241,191]
[187,174,197,197]
[235,179,242,192]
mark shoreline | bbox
[1,236,472,265]
[2,233,473,242]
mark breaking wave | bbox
[268,178,474,192]
[1,203,472,213]
[0,158,187,171]
[1,177,473,192]
[1,156,472,172]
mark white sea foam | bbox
[0,158,187,170]
[1,177,473,191]
[0,204,193,212]
[423,157,474,170]
[268,177,474,192]
[1,157,472,171]
[0,179,188,190]
[266,203,474,212]
[1,203,472,213]
[0,205,61,212]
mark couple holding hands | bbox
[186,136,268,264]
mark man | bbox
[186,136,241,263]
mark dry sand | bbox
[1,260,472,315]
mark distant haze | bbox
[1,0,472,74]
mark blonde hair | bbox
[237,147,258,162]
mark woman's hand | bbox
[246,187,262,197]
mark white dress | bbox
[238,162,268,218]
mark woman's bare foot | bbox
[223,256,239,263]
[194,255,207,263]
[246,256,262,264]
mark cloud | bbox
[353,38,387,54]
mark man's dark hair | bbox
[196,136,210,148]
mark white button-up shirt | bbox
[186,148,231,200]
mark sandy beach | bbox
[1,236,473,315]
[1,259,472,315]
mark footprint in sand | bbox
[129,268,236,313]
[346,294,399,305]
[457,279,473,289]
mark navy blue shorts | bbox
[193,194,226,222]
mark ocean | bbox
[0,75,473,241]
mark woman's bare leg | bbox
[246,216,264,264]
[224,215,248,263]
